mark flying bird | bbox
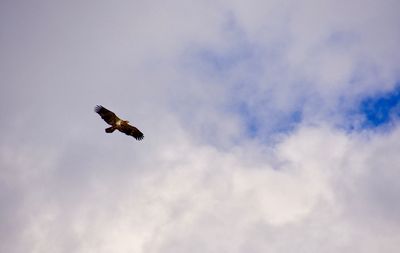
[95,105,144,140]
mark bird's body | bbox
[95,105,144,140]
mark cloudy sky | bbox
[1,0,400,252]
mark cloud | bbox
[3,124,400,252]
[1,0,400,252]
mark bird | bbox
[95,105,144,140]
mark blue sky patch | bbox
[358,85,400,128]
[234,101,303,139]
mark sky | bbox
[1,0,400,252]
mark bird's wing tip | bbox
[94,105,103,112]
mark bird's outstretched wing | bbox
[119,124,144,140]
[95,105,120,125]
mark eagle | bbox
[95,105,144,140]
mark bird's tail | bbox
[105,126,116,133]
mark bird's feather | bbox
[95,105,120,125]
[119,124,144,140]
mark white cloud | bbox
[2,124,400,252]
